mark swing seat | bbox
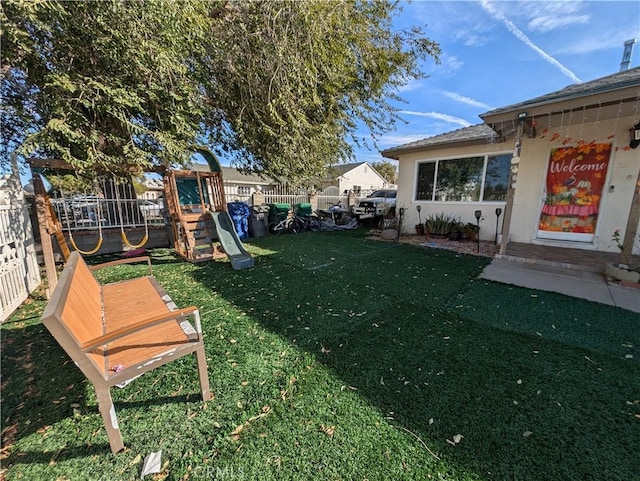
[41,252,212,453]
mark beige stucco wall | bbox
[396,113,640,254]
[396,141,511,241]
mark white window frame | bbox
[414,151,511,203]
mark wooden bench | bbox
[41,251,213,453]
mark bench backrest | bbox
[42,251,106,381]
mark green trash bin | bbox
[294,203,312,217]
[267,203,290,223]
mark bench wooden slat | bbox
[61,260,103,344]
[81,306,197,352]
[102,277,174,331]
[101,320,194,373]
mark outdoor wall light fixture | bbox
[474,210,482,253]
[629,122,640,149]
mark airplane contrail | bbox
[480,0,582,84]
[443,91,493,110]
[400,111,472,127]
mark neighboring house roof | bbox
[381,124,499,159]
[184,163,275,184]
[480,67,640,118]
[142,178,164,190]
[330,162,367,176]
[220,166,275,185]
[186,162,211,173]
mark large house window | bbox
[483,154,510,201]
[416,153,510,202]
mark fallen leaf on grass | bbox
[446,434,463,446]
[320,424,335,438]
[523,431,533,438]
[230,424,244,441]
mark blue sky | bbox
[352,0,640,164]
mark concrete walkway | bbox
[481,257,640,313]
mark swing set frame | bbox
[29,158,164,292]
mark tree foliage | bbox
[2,0,439,181]
[372,161,398,184]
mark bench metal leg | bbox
[95,385,125,453]
[195,347,213,401]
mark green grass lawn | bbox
[2,229,639,480]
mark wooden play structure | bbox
[163,167,226,263]
[32,172,72,263]
[163,148,254,268]
[41,251,212,453]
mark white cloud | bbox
[433,54,464,78]
[517,1,590,33]
[553,27,640,55]
[464,35,489,47]
[396,79,424,93]
[480,0,582,84]
[379,133,432,148]
[399,110,472,128]
[528,14,589,33]
[442,91,493,110]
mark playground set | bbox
[162,148,253,269]
[29,148,253,291]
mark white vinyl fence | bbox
[262,184,347,211]
[315,186,346,210]
[0,175,41,322]
[263,184,309,207]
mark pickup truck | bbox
[351,189,397,221]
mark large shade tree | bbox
[372,161,398,184]
[1,0,439,181]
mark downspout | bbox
[499,115,526,255]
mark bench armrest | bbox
[89,256,153,276]
[81,306,199,352]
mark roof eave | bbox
[381,136,502,159]
[480,82,640,121]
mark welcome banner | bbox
[538,142,611,242]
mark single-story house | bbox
[220,166,277,202]
[139,177,164,201]
[321,162,393,195]
[183,162,277,202]
[382,66,640,257]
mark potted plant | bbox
[605,230,640,284]
[448,221,463,241]
[462,222,480,241]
